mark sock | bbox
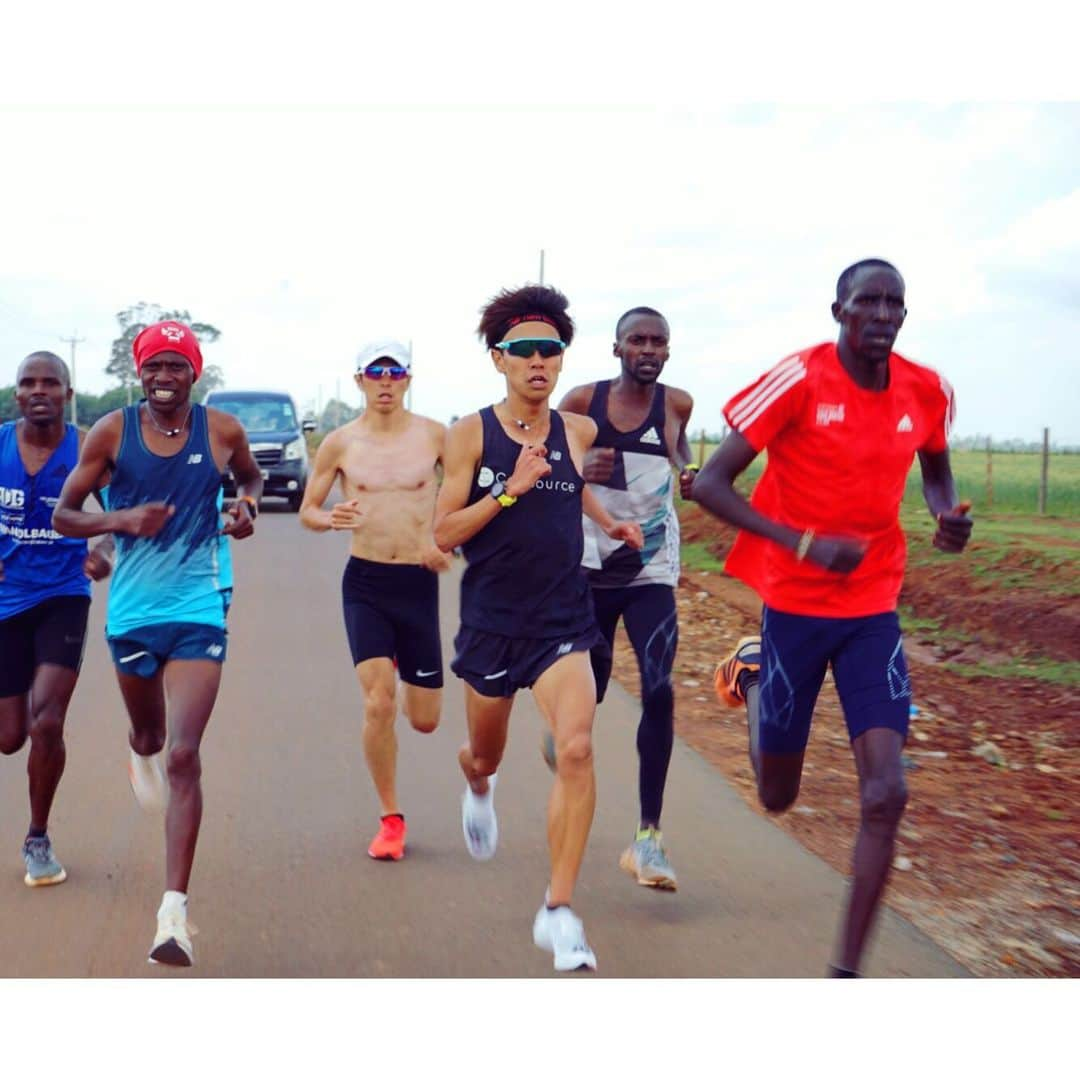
[27,826,47,839]
[381,813,405,823]
[546,902,569,911]
[737,669,760,697]
[828,965,859,978]
[636,825,660,842]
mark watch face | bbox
[490,481,505,499]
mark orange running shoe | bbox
[714,636,762,707]
[368,815,406,860]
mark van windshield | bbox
[211,397,297,433]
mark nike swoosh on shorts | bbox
[119,650,150,664]
[416,669,439,678]
[484,669,509,680]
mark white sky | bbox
[1,9,1078,445]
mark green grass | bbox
[904,449,1080,517]
[940,659,1080,688]
[679,540,726,574]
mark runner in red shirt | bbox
[692,259,972,976]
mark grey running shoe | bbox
[619,829,678,891]
[23,835,67,887]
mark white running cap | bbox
[356,338,412,373]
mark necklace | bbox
[143,401,191,438]
[502,401,545,432]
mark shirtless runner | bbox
[300,339,449,861]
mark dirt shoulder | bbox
[611,508,1079,977]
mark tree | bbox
[106,303,222,400]
[192,364,225,402]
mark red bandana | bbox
[132,321,204,381]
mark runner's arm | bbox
[670,388,697,497]
[918,448,972,553]
[53,415,174,539]
[670,387,695,471]
[299,431,343,532]
[582,485,644,550]
[219,413,263,537]
[433,415,502,551]
[692,431,865,573]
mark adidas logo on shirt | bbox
[639,427,661,446]
[896,415,914,433]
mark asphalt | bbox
[0,508,968,977]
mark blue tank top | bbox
[106,404,228,635]
[460,407,594,638]
[0,421,90,619]
[581,381,681,588]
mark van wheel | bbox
[288,492,303,512]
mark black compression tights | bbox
[590,584,678,828]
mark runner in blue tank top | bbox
[559,307,696,892]
[435,285,643,973]
[1,352,114,888]
[54,320,263,967]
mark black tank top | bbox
[460,407,594,638]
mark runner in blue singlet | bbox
[53,320,262,967]
[1,352,113,887]
[434,284,643,973]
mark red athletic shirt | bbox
[722,342,955,617]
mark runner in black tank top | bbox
[435,284,644,973]
[559,307,696,894]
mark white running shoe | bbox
[129,748,167,814]
[532,903,597,972]
[461,775,498,860]
[148,893,196,967]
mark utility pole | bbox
[539,249,545,285]
[59,332,86,426]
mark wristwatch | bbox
[238,494,259,519]
[490,481,517,508]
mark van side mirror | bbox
[302,419,317,434]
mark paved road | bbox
[0,510,967,977]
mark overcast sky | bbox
[2,32,1078,446]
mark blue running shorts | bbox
[757,606,911,754]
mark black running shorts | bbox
[341,556,443,688]
[0,594,91,698]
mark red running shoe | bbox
[368,815,406,861]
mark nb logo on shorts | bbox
[187,453,203,464]
[557,642,573,656]
[205,644,224,658]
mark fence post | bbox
[1038,427,1049,515]
[985,436,993,509]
